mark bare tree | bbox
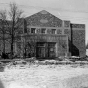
[0,10,7,56]
[8,2,23,59]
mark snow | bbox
[0,63,88,88]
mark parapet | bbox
[71,23,85,29]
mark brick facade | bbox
[71,24,85,57]
[26,10,62,27]
[0,10,86,58]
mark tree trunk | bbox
[2,29,5,54]
[11,34,14,59]
[11,20,14,59]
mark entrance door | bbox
[37,47,45,57]
[48,43,56,58]
[36,43,46,58]
[36,42,56,58]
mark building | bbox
[0,10,86,58]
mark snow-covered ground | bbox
[0,63,88,88]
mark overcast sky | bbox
[0,0,88,44]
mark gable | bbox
[25,10,63,27]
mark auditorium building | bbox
[0,10,86,58]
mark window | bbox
[31,28,36,33]
[51,29,56,34]
[57,29,62,34]
[41,28,46,34]
[36,28,41,33]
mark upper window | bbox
[31,28,36,33]
[51,29,56,34]
[41,28,46,34]
[57,29,62,34]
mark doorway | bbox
[36,42,56,58]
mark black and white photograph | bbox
[0,0,88,88]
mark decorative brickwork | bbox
[25,10,62,27]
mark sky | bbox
[0,0,88,44]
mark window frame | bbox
[41,28,46,34]
[51,29,56,34]
[31,28,36,34]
